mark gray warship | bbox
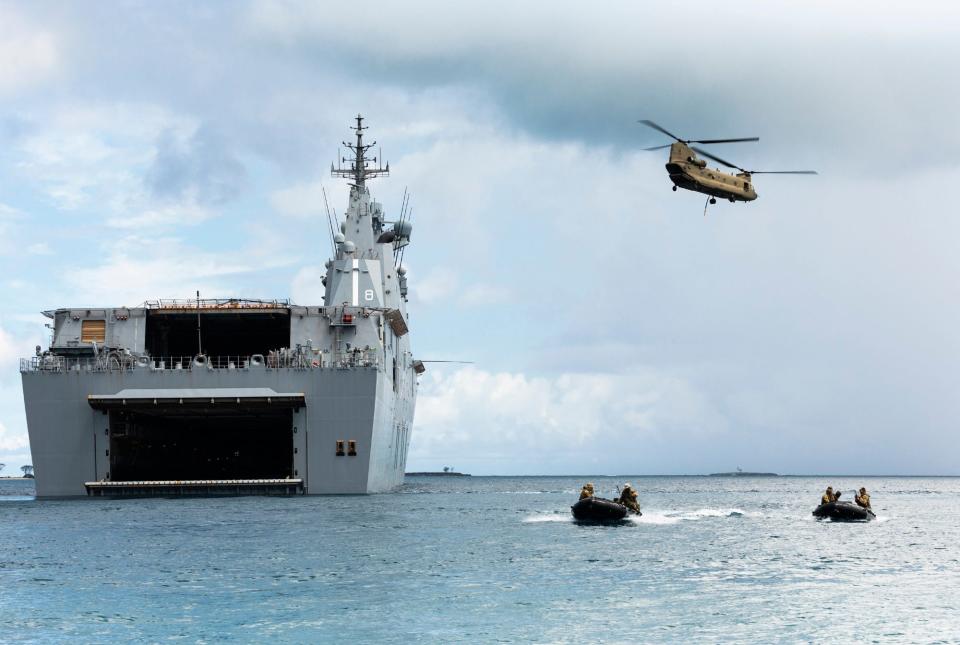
[20,116,420,497]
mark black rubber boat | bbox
[571,497,637,522]
[812,501,876,522]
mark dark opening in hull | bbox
[109,408,293,481]
[145,311,290,358]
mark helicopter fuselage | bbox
[665,143,757,202]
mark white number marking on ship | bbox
[352,259,360,306]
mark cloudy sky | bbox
[1,1,958,475]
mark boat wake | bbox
[629,512,678,525]
[524,508,761,524]
[523,513,573,523]
[671,508,762,520]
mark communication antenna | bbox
[394,188,410,268]
[321,184,337,254]
[331,114,389,187]
[398,207,411,269]
[196,290,203,356]
[398,187,409,225]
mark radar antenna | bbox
[331,114,389,186]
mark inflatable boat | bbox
[571,497,636,522]
[812,501,875,522]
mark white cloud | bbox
[0,326,16,366]
[106,202,214,230]
[25,242,52,255]
[271,180,330,219]
[0,421,29,453]
[0,203,23,255]
[0,203,22,219]
[0,7,58,96]
[411,268,458,305]
[0,331,31,463]
[13,102,196,211]
[244,1,960,172]
[0,323,44,383]
[458,283,510,307]
[409,367,725,474]
[63,238,267,306]
[290,265,326,305]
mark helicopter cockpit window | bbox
[744,182,749,189]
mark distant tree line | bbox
[0,464,34,477]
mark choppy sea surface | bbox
[1,476,958,643]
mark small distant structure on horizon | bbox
[709,466,778,477]
[406,466,470,477]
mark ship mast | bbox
[331,114,389,187]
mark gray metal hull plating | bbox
[22,366,415,497]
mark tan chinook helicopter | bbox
[639,120,817,204]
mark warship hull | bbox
[22,362,415,497]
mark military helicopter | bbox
[639,119,817,204]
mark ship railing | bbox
[141,298,291,310]
[20,351,381,373]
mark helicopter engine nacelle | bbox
[687,157,707,168]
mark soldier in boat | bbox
[820,486,841,505]
[618,483,641,514]
[579,482,595,500]
[855,487,871,509]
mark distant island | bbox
[407,466,469,477]
[406,471,471,477]
[710,470,778,477]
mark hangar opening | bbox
[88,390,305,494]
[108,408,293,481]
[144,310,290,358]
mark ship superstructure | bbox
[20,116,420,496]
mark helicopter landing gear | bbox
[672,185,677,192]
[709,197,716,204]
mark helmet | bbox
[826,486,833,491]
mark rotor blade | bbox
[749,170,819,175]
[638,119,682,142]
[691,146,743,171]
[643,144,673,151]
[689,137,759,145]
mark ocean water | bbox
[1,476,958,643]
